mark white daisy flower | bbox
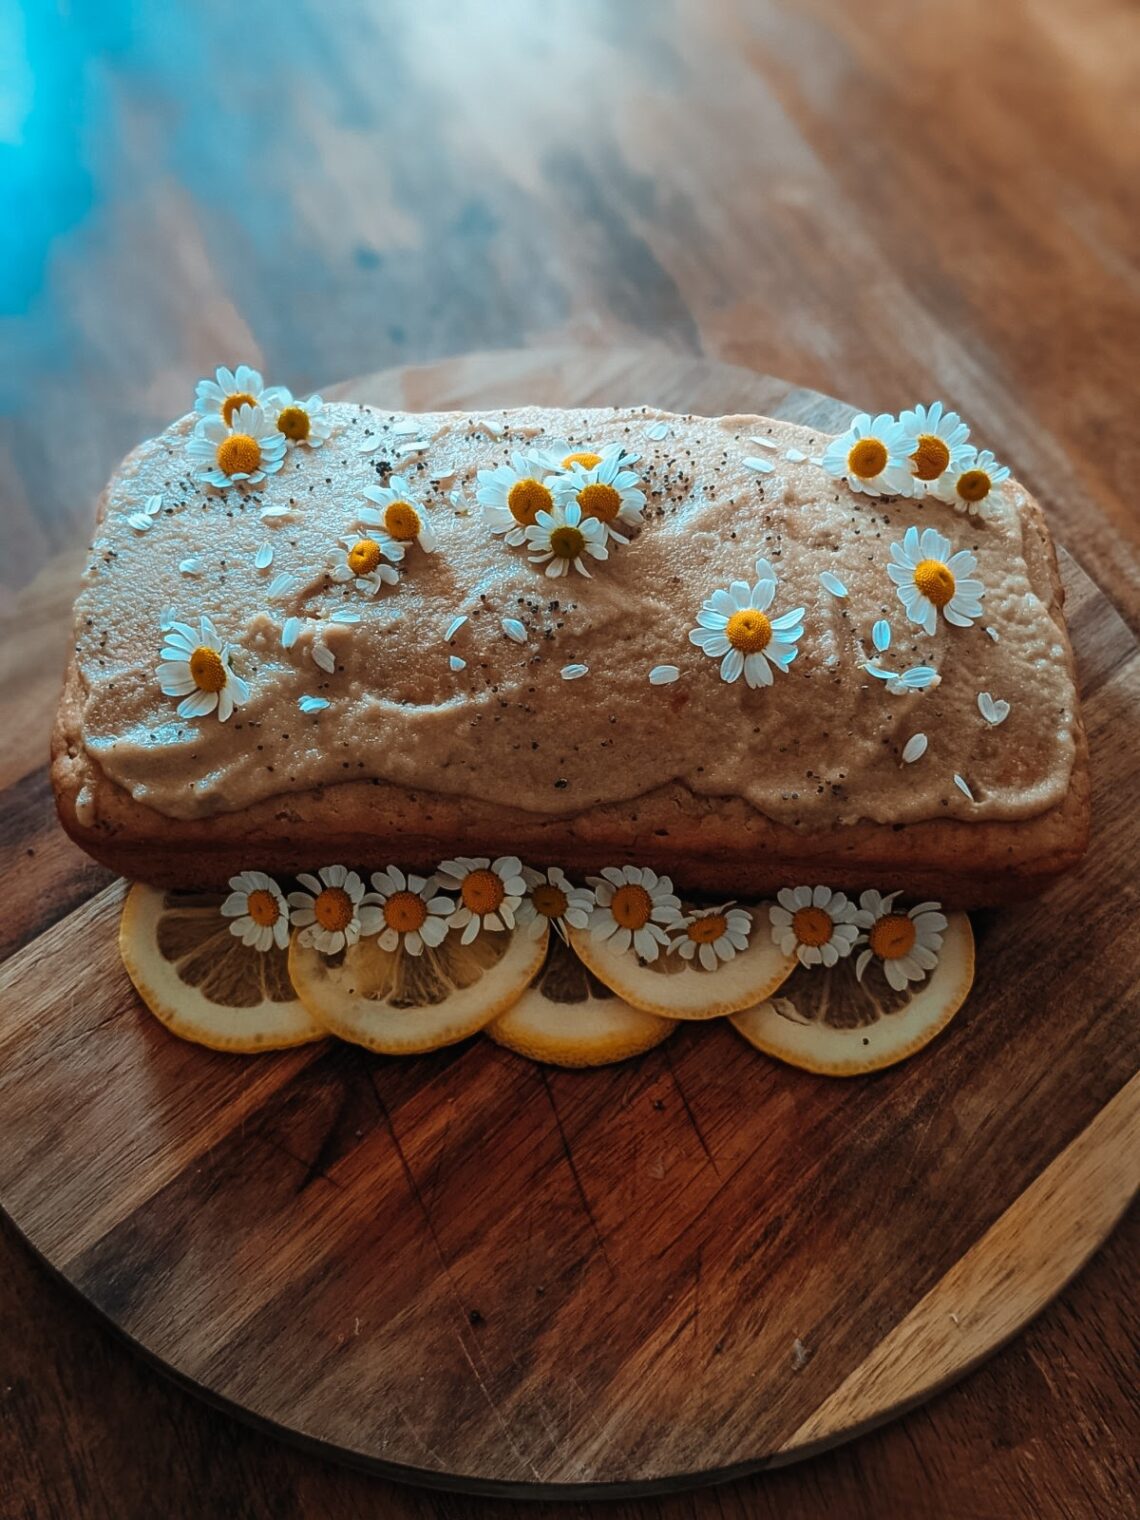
[688,561,804,689]
[330,534,400,596]
[887,526,986,635]
[266,388,333,448]
[935,447,1011,517]
[359,475,437,558]
[525,500,609,578]
[436,855,527,944]
[587,865,683,964]
[287,865,369,955]
[820,412,916,496]
[853,891,948,992]
[363,866,454,956]
[670,903,753,972]
[194,364,280,424]
[156,614,249,722]
[186,402,287,489]
[220,870,290,952]
[477,453,559,547]
[532,438,628,473]
[551,450,647,544]
[898,401,973,494]
[516,866,594,943]
[769,886,860,968]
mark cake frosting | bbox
[67,403,1078,829]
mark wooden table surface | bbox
[1,2,1137,1516]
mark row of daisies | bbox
[226,860,946,994]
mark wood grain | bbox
[1,358,1136,1500]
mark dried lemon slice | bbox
[289,920,547,1054]
[730,911,975,1075]
[488,933,675,1067]
[566,907,795,1020]
[119,883,324,1052]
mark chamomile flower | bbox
[898,402,973,494]
[525,500,608,578]
[688,561,804,688]
[820,412,916,497]
[359,476,437,558]
[436,855,527,944]
[769,886,859,969]
[888,526,986,635]
[551,451,647,544]
[477,453,559,547]
[533,438,628,473]
[587,865,683,964]
[670,904,753,972]
[330,534,400,596]
[853,890,948,992]
[288,865,369,954]
[187,402,287,489]
[266,388,333,448]
[156,614,249,722]
[934,447,1011,518]
[194,364,280,424]
[364,866,453,956]
[516,866,594,942]
[220,871,290,952]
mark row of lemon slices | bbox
[119,884,975,1076]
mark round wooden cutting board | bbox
[0,351,1137,1498]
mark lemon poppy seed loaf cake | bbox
[52,397,1089,906]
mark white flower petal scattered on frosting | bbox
[872,619,892,652]
[260,504,292,520]
[159,605,176,632]
[393,418,427,436]
[298,695,329,713]
[329,607,361,624]
[501,617,527,644]
[769,885,860,969]
[179,556,203,576]
[649,665,680,685]
[646,421,670,441]
[449,655,466,671]
[312,642,336,674]
[748,435,778,450]
[785,447,807,463]
[978,691,1011,725]
[985,626,1000,642]
[253,542,274,570]
[954,773,975,801]
[127,493,163,532]
[444,615,467,641]
[281,617,304,649]
[743,455,774,473]
[268,572,298,599]
[561,663,589,680]
[819,571,848,598]
[886,665,939,694]
[902,733,928,763]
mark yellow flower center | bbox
[384,501,422,541]
[577,481,622,523]
[549,524,585,560]
[531,883,568,920]
[562,450,602,470]
[610,883,653,930]
[246,888,280,927]
[956,468,992,504]
[507,478,553,526]
[216,433,261,477]
[462,869,506,916]
[384,890,428,934]
[277,405,311,441]
[687,914,727,945]
[911,433,950,481]
[792,905,833,947]
[189,645,227,693]
[847,437,888,479]
[869,914,917,960]
[314,886,353,932]
[220,391,257,426]
[914,558,956,608]
[348,538,382,576]
[725,609,772,653]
